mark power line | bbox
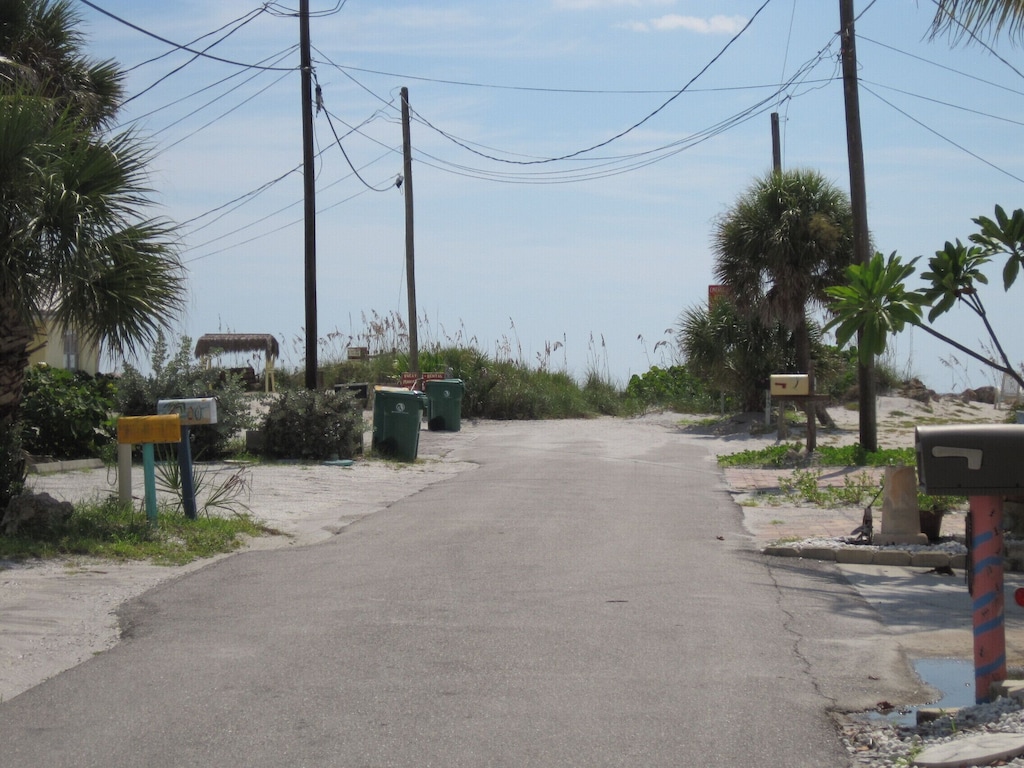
[861,79,1024,128]
[116,46,298,130]
[77,0,295,71]
[859,35,1024,98]
[861,82,1024,185]
[123,5,272,105]
[124,6,270,73]
[406,0,777,166]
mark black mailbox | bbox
[916,424,1024,496]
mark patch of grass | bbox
[718,443,914,468]
[0,498,269,565]
[717,443,805,468]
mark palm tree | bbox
[930,0,1024,43]
[677,296,793,412]
[712,169,856,389]
[1,0,187,505]
[0,0,122,127]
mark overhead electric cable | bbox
[154,68,292,154]
[77,0,295,71]
[124,6,270,73]
[313,73,394,191]
[861,83,1024,185]
[124,5,272,105]
[861,79,1024,127]
[116,46,298,130]
[408,0,775,165]
[860,35,1024,97]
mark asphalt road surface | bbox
[0,418,915,767]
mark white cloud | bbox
[554,0,675,10]
[628,14,748,34]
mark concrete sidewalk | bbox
[722,464,1024,670]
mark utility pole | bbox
[840,0,877,451]
[300,0,318,390]
[401,87,418,375]
[771,112,782,173]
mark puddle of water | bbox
[860,658,974,727]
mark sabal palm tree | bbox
[0,0,122,128]
[677,297,793,412]
[712,169,855,384]
[1,0,186,505]
[930,0,1024,43]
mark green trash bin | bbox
[372,386,426,460]
[425,379,464,432]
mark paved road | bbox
[0,418,916,767]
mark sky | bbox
[74,0,1024,392]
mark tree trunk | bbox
[0,303,35,426]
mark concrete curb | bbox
[28,458,104,475]
[763,544,970,569]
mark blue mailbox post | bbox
[157,398,218,520]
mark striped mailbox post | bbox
[157,398,217,520]
[917,425,1024,703]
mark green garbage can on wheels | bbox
[372,386,426,460]
[425,378,464,432]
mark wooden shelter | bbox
[194,333,279,392]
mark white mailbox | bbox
[157,398,218,426]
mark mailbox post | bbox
[157,398,217,520]
[916,424,1024,703]
[117,415,181,524]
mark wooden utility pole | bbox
[300,0,318,390]
[771,112,782,173]
[840,0,877,451]
[401,87,418,375]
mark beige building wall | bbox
[28,319,100,375]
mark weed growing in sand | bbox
[776,469,878,507]
[154,450,253,519]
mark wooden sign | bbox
[157,398,218,425]
[117,414,181,445]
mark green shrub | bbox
[262,389,363,460]
[115,334,256,459]
[625,365,722,412]
[20,365,116,460]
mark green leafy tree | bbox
[0,0,186,507]
[677,297,793,412]
[825,207,1024,392]
[825,252,926,363]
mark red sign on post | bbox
[708,285,731,305]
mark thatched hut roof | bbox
[194,333,279,359]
